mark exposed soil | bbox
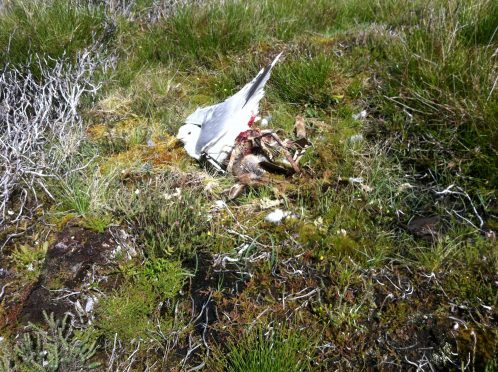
[1,225,125,329]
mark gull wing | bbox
[194,100,235,154]
[229,52,283,110]
[193,53,283,155]
[184,102,223,126]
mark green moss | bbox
[45,277,65,290]
[98,257,188,342]
[297,223,325,247]
[124,258,190,297]
[97,281,156,342]
[379,301,412,331]
[81,214,113,233]
[456,328,498,370]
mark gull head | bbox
[176,123,201,159]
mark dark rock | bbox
[18,226,121,326]
[407,216,441,240]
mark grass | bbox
[111,174,211,258]
[366,1,497,191]
[0,0,106,69]
[49,168,116,232]
[271,53,340,108]
[1,0,497,369]
[212,326,315,371]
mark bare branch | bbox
[0,47,115,234]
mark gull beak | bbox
[176,131,185,142]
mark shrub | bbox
[0,50,111,227]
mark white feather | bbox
[177,53,283,166]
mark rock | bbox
[85,296,96,313]
[4,226,133,328]
[407,216,441,240]
[348,177,364,184]
[349,134,364,143]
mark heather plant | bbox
[5,312,99,371]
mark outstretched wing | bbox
[240,52,283,110]
[193,52,283,155]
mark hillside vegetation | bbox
[0,0,496,370]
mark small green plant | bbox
[12,312,99,371]
[122,258,190,297]
[81,213,113,233]
[98,257,189,342]
[212,326,314,371]
[10,242,48,280]
[141,258,191,296]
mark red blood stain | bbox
[235,130,251,142]
[247,113,256,127]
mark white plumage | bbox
[176,53,282,169]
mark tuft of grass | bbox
[271,53,339,108]
[0,0,106,68]
[53,168,116,217]
[112,175,210,258]
[212,326,314,371]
